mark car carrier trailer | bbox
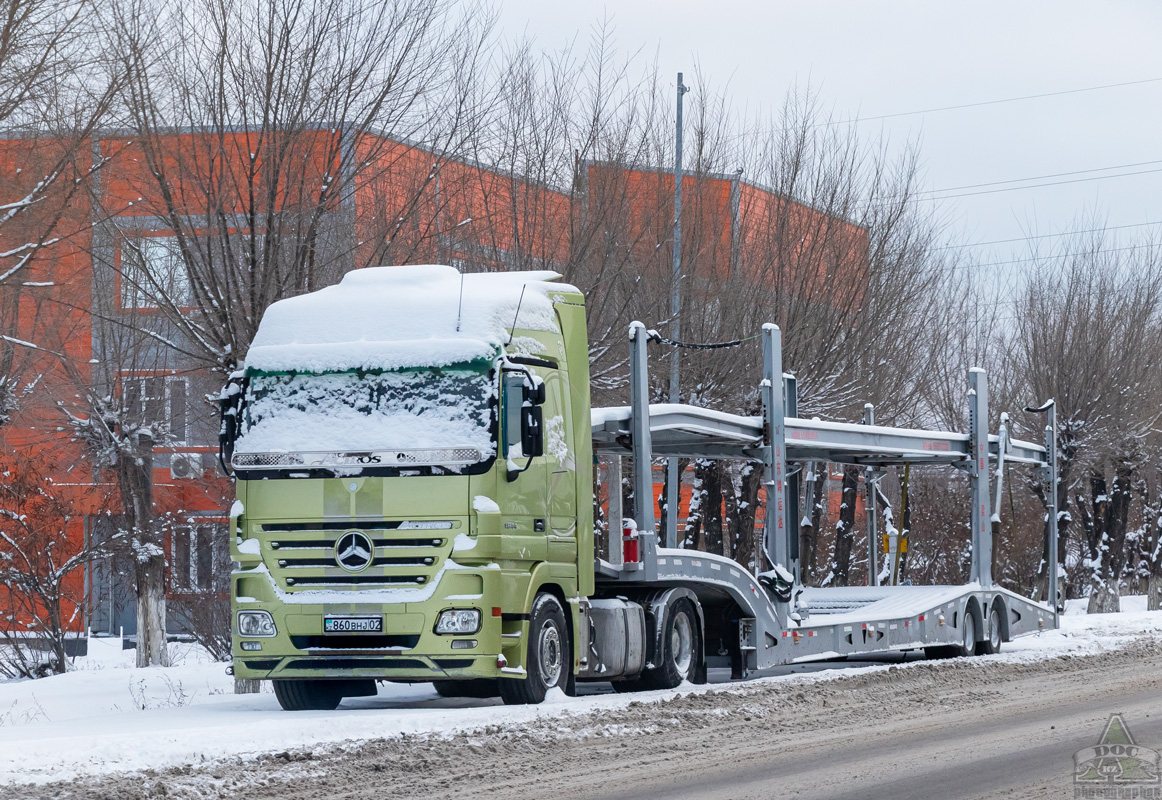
[219,266,1059,709]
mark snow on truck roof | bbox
[244,264,576,373]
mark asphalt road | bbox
[602,673,1162,800]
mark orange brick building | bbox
[0,127,867,637]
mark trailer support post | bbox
[785,374,801,582]
[629,322,658,580]
[969,368,992,587]
[863,404,879,587]
[761,324,789,574]
[1045,401,1059,612]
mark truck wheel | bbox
[976,605,1002,655]
[273,679,342,711]
[958,608,977,657]
[499,593,569,705]
[640,599,700,691]
[433,679,500,699]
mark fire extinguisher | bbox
[622,518,639,563]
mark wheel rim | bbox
[963,612,976,652]
[538,619,562,688]
[990,609,1001,650]
[671,611,693,676]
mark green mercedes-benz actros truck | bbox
[221,264,629,709]
[221,264,1059,710]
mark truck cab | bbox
[222,265,596,708]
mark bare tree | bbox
[0,453,115,678]
[1012,228,1162,612]
[1137,455,1162,610]
[0,0,121,419]
[105,0,494,375]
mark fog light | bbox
[237,610,277,637]
[435,609,481,634]
[241,641,262,651]
[451,639,477,650]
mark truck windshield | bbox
[234,366,495,470]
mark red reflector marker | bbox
[492,607,502,617]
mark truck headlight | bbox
[435,609,481,634]
[237,610,277,637]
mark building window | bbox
[170,523,226,592]
[122,374,189,444]
[121,236,192,309]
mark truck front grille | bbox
[256,519,462,591]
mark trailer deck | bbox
[589,321,1060,672]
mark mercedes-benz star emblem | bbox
[335,531,374,572]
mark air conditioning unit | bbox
[170,453,202,480]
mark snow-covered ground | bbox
[1,601,1160,786]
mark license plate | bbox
[323,616,383,633]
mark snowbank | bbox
[2,604,1160,785]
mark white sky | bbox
[495,0,1162,282]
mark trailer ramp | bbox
[647,554,1053,670]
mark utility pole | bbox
[666,72,689,550]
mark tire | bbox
[499,593,569,705]
[432,679,500,699]
[273,679,342,711]
[976,605,1002,655]
[638,599,700,691]
[958,608,977,657]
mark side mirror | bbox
[522,405,544,458]
[217,378,243,474]
[502,373,525,457]
[503,370,546,480]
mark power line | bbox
[934,220,1162,251]
[830,76,1162,127]
[967,243,1150,271]
[920,158,1162,196]
[929,165,1162,200]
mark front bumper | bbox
[230,568,515,682]
[233,653,499,680]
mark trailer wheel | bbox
[432,679,500,699]
[273,679,342,711]
[976,605,1002,655]
[640,598,701,690]
[499,592,569,705]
